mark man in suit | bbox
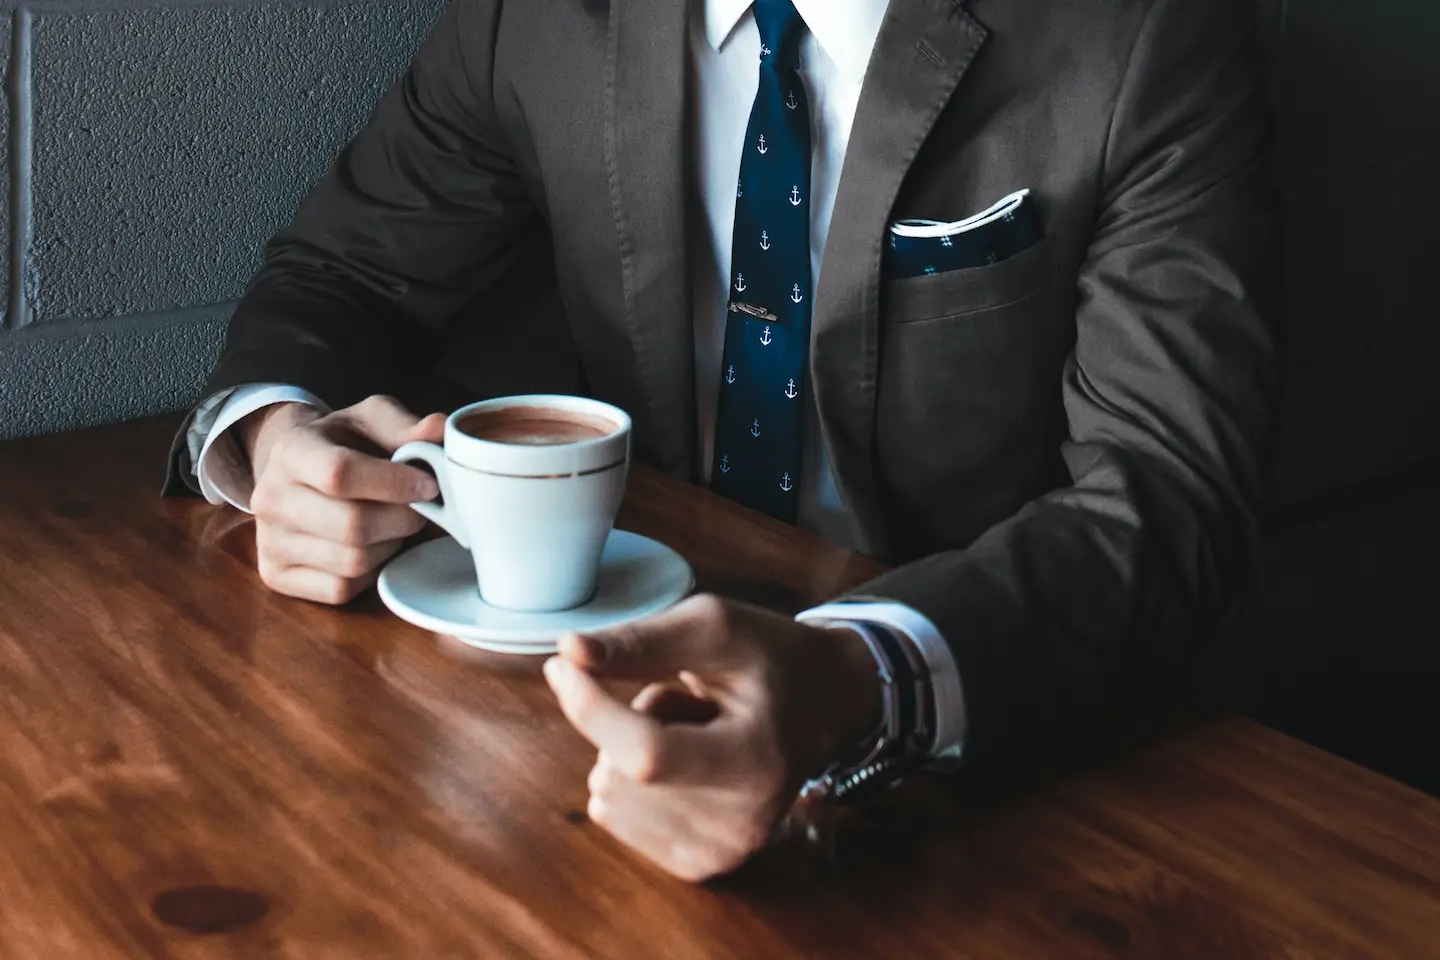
[170,0,1281,880]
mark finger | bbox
[584,773,741,883]
[631,682,721,724]
[545,657,732,783]
[590,758,779,853]
[257,482,427,546]
[263,530,406,580]
[586,753,616,797]
[546,657,659,768]
[256,561,378,606]
[282,427,440,504]
[558,595,751,680]
[678,670,714,700]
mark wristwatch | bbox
[801,621,935,806]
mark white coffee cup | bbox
[391,395,631,613]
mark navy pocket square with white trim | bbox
[886,189,1042,280]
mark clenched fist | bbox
[544,595,882,881]
[240,394,446,604]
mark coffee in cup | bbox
[454,405,617,446]
[392,395,631,613]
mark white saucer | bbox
[377,530,694,654]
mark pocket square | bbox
[886,189,1042,280]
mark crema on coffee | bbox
[456,406,618,446]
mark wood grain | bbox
[0,414,1437,959]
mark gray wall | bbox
[0,0,444,439]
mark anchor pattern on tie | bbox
[710,0,810,521]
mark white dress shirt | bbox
[188,0,966,762]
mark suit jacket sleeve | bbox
[165,0,534,490]
[853,0,1284,762]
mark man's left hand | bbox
[543,594,882,882]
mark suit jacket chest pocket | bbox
[883,232,1060,323]
[875,233,1071,546]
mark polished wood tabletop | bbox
[1,414,1438,959]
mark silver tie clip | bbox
[729,301,779,322]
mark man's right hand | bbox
[241,394,446,605]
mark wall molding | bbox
[5,7,31,329]
[0,0,417,14]
[0,299,236,341]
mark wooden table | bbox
[2,415,1438,959]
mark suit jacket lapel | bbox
[811,0,988,558]
[605,0,695,477]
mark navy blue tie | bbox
[710,0,810,523]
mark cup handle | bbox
[391,441,470,549]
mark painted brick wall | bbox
[0,0,444,439]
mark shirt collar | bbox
[704,0,890,83]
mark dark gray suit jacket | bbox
[173,0,1283,761]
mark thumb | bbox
[403,412,447,445]
[558,596,746,681]
[332,395,435,453]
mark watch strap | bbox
[802,620,936,807]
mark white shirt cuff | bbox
[191,384,329,513]
[798,601,967,763]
